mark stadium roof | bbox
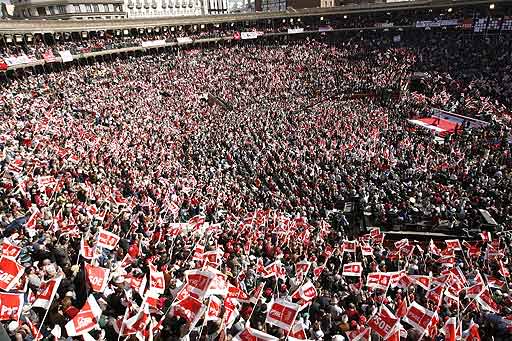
[0,0,504,34]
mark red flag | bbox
[265,299,300,332]
[234,324,278,340]
[396,299,408,318]
[0,256,24,291]
[170,295,205,328]
[476,287,500,313]
[206,296,222,321]
[291,281,318,303]
[366,272,392,291]
[96,230,120,250]
[429,239,441,256]
[342,262,363,277]
[80,239,95,260]
[313,265,324,279]
[445,239,462,251]
[411,275,432,290]
[0,292,24,321]
[441,316,460,341]
[368,305,398,338]
[480,231,491,242]
[145,262,164,295]
[289,321,308,339]
[227,284,250,303]
[499,260,510,278]
[32,277,62,309]
[343,240,357,253]
[65,295,102,336]
[1,242,21,259]
[84,263,110,293]
[485,275,506,289]
[347,327,371,341]
[464,320,480,341]
[249,282,265,304]
[403,301,437,334]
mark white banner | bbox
[241,32,259,40]
[176,37,193,44]
[142,40,166,48]
[287,28,304,34]
[58,50,73,63]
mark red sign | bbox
[0,256,24,291]
[85,263,110,293]
[265,299,300,331]
[96,230,120,250]
[0,292,24,321]
[368,305,398,338]
[342,262,363,277]
[366,272,391,290]
[1,243,21,259]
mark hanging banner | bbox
[176,37,193,44]
[58,50,73,63]
[287,28,304,34]
[240,32,259,40]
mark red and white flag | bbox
[429,239,441,256]
[249,282,265,304]
[294,261,311,279]
[32,276,62,309]
[476,287,500,313]
[403,301,437,334]
[170,295,205,329]
[411,275,432,291]
[148,262,166,295]
[342,262,363,277]
[192,244,205,262]
[366,272,391,291]
[0,292,24,321]
[498,260,510,278]
[312,266,324,280]
[463,320,480,341]
[65,295,102,336]
[343,240,357,253]
[80,239,96,260]
[445,239,462,251]
[185,269,215,297]
[227,284,250,303]
[368,305,398,338]
[347,327,371,341]
[291,281,318,304]
[394,238,409,249]
[441,316,460,341]
[360,244,374,257]
[265,299,300,332]
[1,242,21,259]
[289,321,308,340]
[85,263,110,293]
[480,231,491,243]
[206,296,222,321]
[96,230,120,250]
[206,268,229,297]
[0,256,25,291]
[234,324,278,341]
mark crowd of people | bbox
[0,28,511,341]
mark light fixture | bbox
[489,3,495,10]
[297,18,301,22]
[320,16,324,21]
[447,7,452,13]
[343,15,347,19]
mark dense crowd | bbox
[0,32,511,341]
